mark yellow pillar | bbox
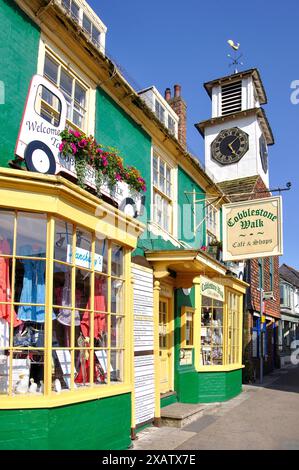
[193,276,201,372]
[153,279,161,425]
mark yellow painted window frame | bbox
[195,283,243,372]
[0,208,133,409]
[181,306,195,348]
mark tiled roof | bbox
[280,264,299,288]
[218,176,260,202]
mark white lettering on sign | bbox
[67,245,103,272]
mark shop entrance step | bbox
[160,402,207,428]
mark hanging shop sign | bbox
[132,264,155,426]
[222,196,283,261]
[15,75,144,218]
[201,276,224,302]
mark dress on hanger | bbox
[80,276,107,339]
[0,239,22,327]
[56,272,80,326]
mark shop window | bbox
[0,211,127,398]
[200,296,223,366]
[181,307,194,347]
[227,291,241,365]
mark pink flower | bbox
[115,174,122,181]
[70,143,77,154]
[78,139,88,148]
[141,185,146,192]
[96,148,103,154]
[137,177,144,183]
[69,130,82,138]
[102,159,108,167]
[59,142,65,152]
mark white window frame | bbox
[37,39,96,135]
[151,149,177,238]
[206,203,220,242]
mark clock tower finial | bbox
[227,39,243,73]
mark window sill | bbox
[0,383,131,409]
[148,221,180,247]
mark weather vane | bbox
[227,39,243,74]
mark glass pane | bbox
[0,257,13,312]
[212,347,223,365]
[0,211,14,254]
[62,0,71,10]
[111,316,125,348]
[54,219,73,263]
[52,317,71,348]
[75,269,91,309]
[14,257,46,305]
[186,311,193,346]
[94,275,108,312]
[73,110,83,129]
[53,263,72,307]
[92,26,101,46]
[71,1,80,21]
[11,350,44,394]
[110,350,124,383]
[44,55,58,84]
[52,349,72,391]
[111,245,123,277]
[74,83,86,108]
[75,228,92,269]
[159,161,165,191]
[95,238,108,273]
[0,351,9,394]
[94,349,108,384]
[83,13,92,34]
[111,279,124,314]
[81,309,108,347]
[60,69,73,98]
[16,213,47,257]
[75,346,92,388]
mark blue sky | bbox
[89,0,298,268]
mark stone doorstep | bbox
[160,402,220,428]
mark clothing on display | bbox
[0,239,22,327]
[80,276,107,340]
[17,258,49,323]
[56,272,80,326]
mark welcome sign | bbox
[222,196,283,261]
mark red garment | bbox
[80,277,107,339]
[75,356,106,384]
[0,239,22,327]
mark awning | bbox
[145,249,228,288]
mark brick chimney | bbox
[165,84,187,148]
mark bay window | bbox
[0,210,128,398]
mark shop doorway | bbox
[159,297,173,393]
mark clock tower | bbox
[195,69,274,188]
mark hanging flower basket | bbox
[59,129,147,195]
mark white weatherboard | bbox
[132,264,155,426]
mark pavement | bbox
[132,364,299,450]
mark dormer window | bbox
[60,0,107,54]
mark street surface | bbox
[133,365,299,450]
